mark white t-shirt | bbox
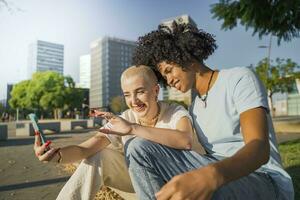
[190,67,293,200]
[104,101,192,146]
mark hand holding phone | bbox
[29,113,49,145]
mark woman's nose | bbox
[131,95,139,104]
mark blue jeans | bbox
[124,137,278,200]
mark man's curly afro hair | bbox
[132,22,217,86]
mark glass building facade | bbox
[89,37,136,109]
[27,40,64,78]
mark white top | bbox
[104,101,192,146]
[190,67,293,200]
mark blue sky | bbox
[0,0,299,99]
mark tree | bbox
[254,58,300,114]
[109,96,128,114]
[9,80,31,110]
[0,0,22,13]
[211,0,300,44]
[63,76,84,116]
[0,102,4,114]
[9,71,84,119]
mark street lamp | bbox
[258,35,274,116]
[258,35,273,68]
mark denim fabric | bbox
[125,137,278,200]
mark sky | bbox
[0,0,299,100]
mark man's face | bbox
[158,61,194,93]
[121,75,158,119]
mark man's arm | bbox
[156,107,270,200]
[210,107,270,187]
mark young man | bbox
[130,22,294,199]
[33,65,200,200]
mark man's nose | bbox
[167,76,174,86]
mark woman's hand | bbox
[33,132,59,163]
[95,111,134,136]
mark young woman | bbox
[129,22,294,199]
[33,65,199,200]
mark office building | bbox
[27,40,64,78]
[79,54,91,89]
[89,36,136,109]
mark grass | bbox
[279,139,300,200]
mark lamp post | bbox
[258,35,272,69]
[258,35,274,116]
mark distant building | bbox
[89,36,136,109]
[160,14,197,29]
[79,54,91,89]
[27,40,64,78]
[160,14,197,105]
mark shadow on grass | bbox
[279,139,300,200]
[285,165,300,200]
[0,176,70,192]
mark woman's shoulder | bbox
[160,101,187,113]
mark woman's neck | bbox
[139,102,160,123]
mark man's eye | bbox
[165,67,172,74]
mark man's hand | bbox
[156,166,219,200]
[33,132,59,163]
[95,111,133,136]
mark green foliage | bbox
[279,139,300,199]
[109,96,128,114]
[0,102,4,113]
[211,0,300,44]
[255,58,300,97]
[9,71,84,118]
[9,80,30,109]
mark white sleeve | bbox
[232,68,269,114]
[169,104,193,129]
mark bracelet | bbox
[56,148,63,163]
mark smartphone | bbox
[28,113,48,145]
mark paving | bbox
[0,124,299,200]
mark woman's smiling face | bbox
[121,75,159,119]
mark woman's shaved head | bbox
[121,65,158,87]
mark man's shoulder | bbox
[220,67,257,87]
[221,67,254,78]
